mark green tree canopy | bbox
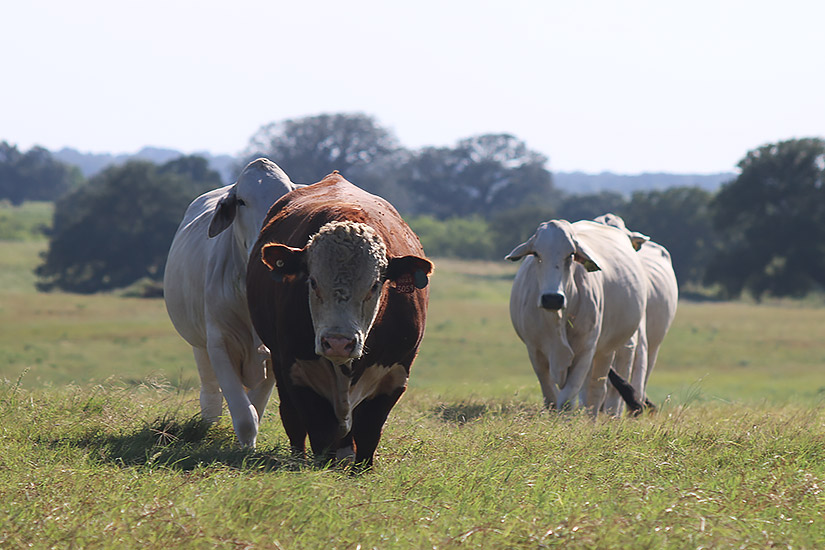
[401,134,556,219]
[36,156,221,293]
[705,138,825,299]
[0,141,83,204]
[243,112,400,184]
[622,186,717,287]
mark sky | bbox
[2,0,823,175]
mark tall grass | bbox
[1,238,824,548]
[1,383,823,549]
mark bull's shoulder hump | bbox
[258,173,423,255]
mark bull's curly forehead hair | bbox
[307,221,388,272]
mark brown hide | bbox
[246,173,430,465]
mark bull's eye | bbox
[236,198,246,207]
[309,278,317,290]
[364,281,381,302]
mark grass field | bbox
[1,203,823,548]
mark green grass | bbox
[1,384,822,548]
[1,238,824,548]
[0,200,52,242]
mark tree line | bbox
[1,114,823,299]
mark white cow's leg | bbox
[603,333,637,416]
[527,348,557,408]
[247,346,276,421]
[556,351,598,410]
[193,346,223,422]
[207,342,259,448]
[631,330,650,404]
[582,351,614,414]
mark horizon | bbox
[47,143,738,177]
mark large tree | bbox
[705,138,825,298]
[36,156,221,293]
[622,186,717,287]
[402,134,555,219]
[0,142,83,204]
[243,112,400,184]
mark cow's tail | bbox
[607,368,656,417]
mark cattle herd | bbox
[163,158,678,467]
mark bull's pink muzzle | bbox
[320,334,358,361]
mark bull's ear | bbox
[208,191,238,238]
[505,238,533,261]
[573,241,601,272]
[386,255,434,291]
[261,243,306,282]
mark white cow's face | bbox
[506,220,600,311]
[208,158,294,252]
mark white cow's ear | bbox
[505,239,533,261]
[208,190,238,238]
[573,241,601,272]
[261,243,306,282]
[628,231,649,251]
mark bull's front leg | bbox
[351,386,406,468]
[290,385,342,466]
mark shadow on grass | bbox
[51,414,304,473]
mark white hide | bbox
[507,220,648,411]
[595,214,678,411]
[163,158,295,447]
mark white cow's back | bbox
[571,220,648,355]
[164,186,236,348]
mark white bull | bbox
[595,214,678,412]
[163,158,296,447]
[506,219,648,411]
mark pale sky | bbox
[2,0,823,174]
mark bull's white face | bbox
[506,220,600,312]
[305,221,388,365]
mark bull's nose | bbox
[540,292,566,310]
[321,335,357,358]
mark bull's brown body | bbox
[246,173,430,466]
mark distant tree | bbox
[556,191,626,222]
[243,113,401,184]
[622,186,717,287]
[401,134,556,219]
[406,215,496,259]
[489,204,556,258]
[36,156,220,293]
[705,138,825,299]
[0,142,83,204]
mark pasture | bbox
[1,203,823,548]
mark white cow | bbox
[595,214,678,412]
[506,219,648,411]
[163,158,296,447]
